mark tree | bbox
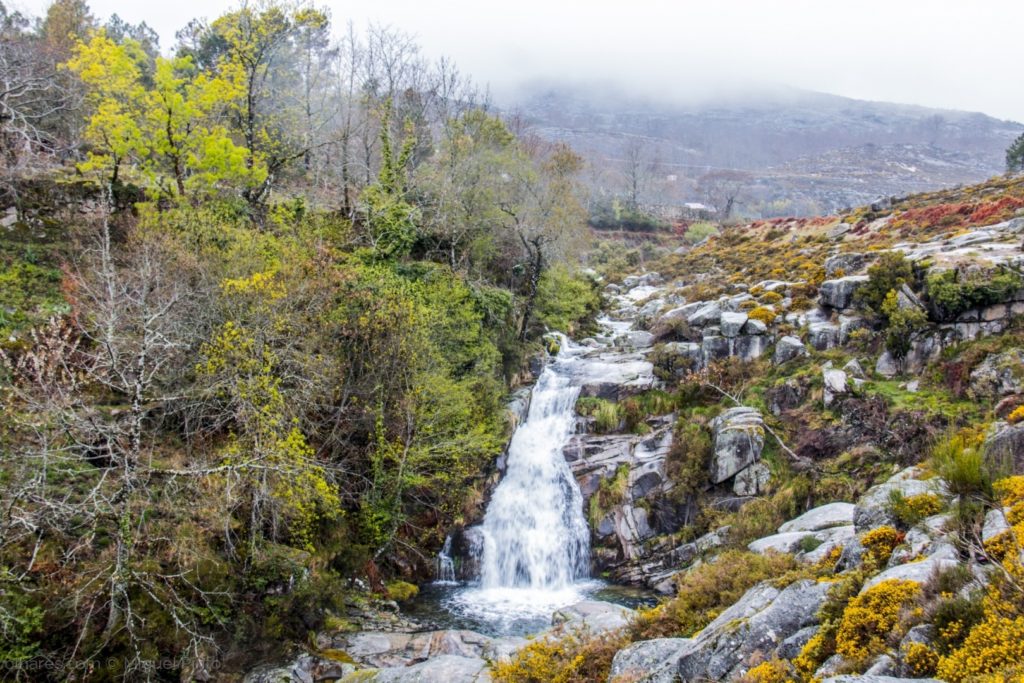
[696,169,752,220]
[1008,133,1024,174]
[67,32,256,199]
[39,0,95,57]
[500,142,587,339]
[620,137,659,211]
[199,2,332,216]
[0,4,73,167]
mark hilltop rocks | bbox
[774,336,808,364]
[709,408,765,485]
[823,368,849,406]
[808,322,841,351]
[824,252,868,277]
[819,275,869,310]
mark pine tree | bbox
[1008,132,1024,173]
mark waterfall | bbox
[435,535,457,584]
[443,339,594,629]
[477,351,591,589]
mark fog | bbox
[11,0,1024,122]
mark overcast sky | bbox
[11,0,1024,122]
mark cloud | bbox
[13,0,1023,122]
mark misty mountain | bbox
[508,83,1024,217]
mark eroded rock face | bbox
[709,408,765,485]
[356,655,492,683]
[673,579,831,681]
[969,349,1024,400]
[608,638,689,683]
[774,335,808,365]
[985,421,1024,474]
[854,468,946,532]
[551,600,635,633]
[819,275,869,310]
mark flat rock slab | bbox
[552,600,635,633]
[779,502,855,533]
[349,655,492,683]
[861,555,960,593]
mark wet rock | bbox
[774,336,808,365]
[355,655,492,682]
[819,276,869,310]
[609,638,689,683]
[709,408,765,484]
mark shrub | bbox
[760,290,784,305]
[861,525,904,566]
[835,579,921,660]
[747,306,777,325]
[1008,405,1024,425]
[902,641,939,677]
[666,416,712,492]
[385,580,419,602]
[936,615,1024,682]
[855,251,916,320]
[741,659,794,683]
[932,429,998,501]
[887,491,944,528]
[629,550,799,640]
[881,289,928,362]
[684,222,719,245]
[925,268,1022,322]
[491,627,630,683]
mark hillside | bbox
[512,84,1024,216]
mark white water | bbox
[445,337,597,627]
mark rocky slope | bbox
[245,174,1024,682]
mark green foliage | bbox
[1008,132,1024,174]
[534,265,601,335]
[924,268,1022,321]
[881,289,928,361]
[683,221,719,244]
[931,429,999,501]
[0,261,66,340]
[629,550,799,640]
[887,490,944,527]
[854,251,916,320]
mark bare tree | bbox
[696,169,752,220]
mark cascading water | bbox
[444,337,598,631]
[435,535,457,584]
[478,357,591,589]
